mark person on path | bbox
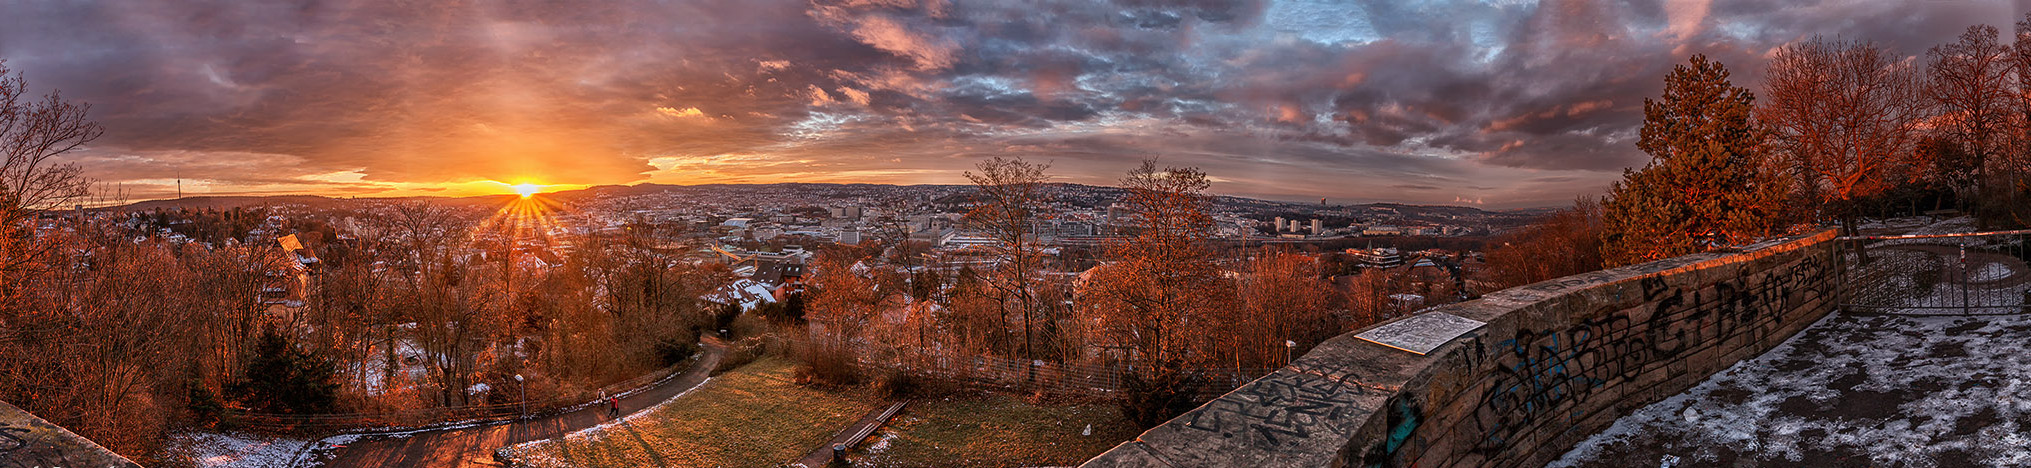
[608,394,620,418]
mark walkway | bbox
[302,342,725,467]
[1551,312,2031,467]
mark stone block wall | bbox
[0,400,141,468]
[1082,229,1839,468]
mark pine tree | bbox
[230,327,339,415]
[1603,55,1791,266]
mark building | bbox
[1310,219,1323,235]
[829,205,863,219]
[1363,225,1404,236]
[1274,217,1287,232]
[1349,247,1404,269]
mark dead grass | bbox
[503,356,877,468]
[846,393,1142,467]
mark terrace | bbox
[1555,223,2031,467]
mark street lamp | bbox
[1284,340,1297,366]
[514,374,527,418]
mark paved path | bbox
[791,400,909,468]
[302,342,725,468]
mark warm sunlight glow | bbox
[512,183,542,198]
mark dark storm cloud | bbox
[0,0,2024,206]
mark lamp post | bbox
[1285,340,1296,366]
[514,374,526,418]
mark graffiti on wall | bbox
[1469,251,1832,455]
[1178,359,1378,448]
[1360,396,1425,468]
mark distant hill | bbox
[103,183,1545,224]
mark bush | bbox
[793,340,860,387]
[711,303,740,337]
[1117,366,1202,429]
[185,384,225,429]
[871,370,924,399]
[654,338,698,367]
[757,292,807,323]
[729,312,772,340]
[711,336,772,375]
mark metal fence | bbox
[231,357,691,432]
[1840,229,2031,315]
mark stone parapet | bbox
[1083,229,1840,468]
[0,400,141,468]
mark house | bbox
[702,278,778,311]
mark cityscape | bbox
[9,1,2031,468]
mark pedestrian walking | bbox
[608,394,620,418]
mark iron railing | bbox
[1839,229,2031,315]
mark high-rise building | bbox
[829,206,864,219]
[1273,216,1286,232]
[1310,219,1322,235]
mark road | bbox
[304,342,725,467]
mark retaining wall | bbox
[1083,229,1840,468]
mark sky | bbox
[2,0,2026,209]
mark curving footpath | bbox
[300,342,726,468]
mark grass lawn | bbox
[847,393,1143,467]
[502,356,878,468]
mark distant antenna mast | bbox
[177,171,183,199]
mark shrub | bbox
[711,336,767,375]
[729,312,772,340]
[654,337,698,367]
[793,340,860,387]
[1117,365,1202,429]
[871,370,928,399]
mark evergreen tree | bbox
[1603,55,1790,266]
[230,327,339,415]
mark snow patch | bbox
[174,431,314,468]
[1553,311,2031,467]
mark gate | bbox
[1840,229,2031,315]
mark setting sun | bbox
[511,183,542,198]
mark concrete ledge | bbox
[0,400,141,468]
[1081,230,1840,468]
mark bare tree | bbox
[1082,159,1232,427]
[1928,25,2016,221]
[962,157,1053,368]
[0,61,102,282]
[1232,249,1338,370]
[1762,38,1928,233]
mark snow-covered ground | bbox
[172,431,317,468]
[1972,263,2013,283]
[1552,311,2031,467]
[352,338,429,395]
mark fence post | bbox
[1961,244,1970,315]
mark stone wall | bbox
[1082,229,1840,468]
[0,400,141,468]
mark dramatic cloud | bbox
[0,0,2020,207]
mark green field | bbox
[847,394,1143,467]
[502,356,877,468]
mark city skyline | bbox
[2,0,2023,208]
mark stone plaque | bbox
[1354,311,1486,355]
